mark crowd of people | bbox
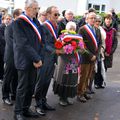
[0,0,118,120]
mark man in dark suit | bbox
[35,6,63,116]
[2,8,22,106]
[77,12,102,102]
[0,14,12,83]
[13,0,43,120]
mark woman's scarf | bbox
[103,24,113,54]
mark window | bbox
[93,5,100,13]
[101,5,105,12]
[88,3,92,9]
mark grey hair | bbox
[65,9,73,16]
[96,15,102,21]
[25,0,38,8]
[86,12,96,19]
[66,21,76,30]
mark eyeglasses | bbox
[96,21,101,23]
[41,14,47,16]
[89,17,96,20]
[30,7,40,11]
[54,13,60,17]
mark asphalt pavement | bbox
[0,36,120,120]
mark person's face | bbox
[94,19,101,28]
[4,16,12,25]
[65,12,74,21]
[69,26,76,31]
[104,18,112,27]
[39,12,47,22]
[87,13,96,26]
[27,2,40,18]
[49,7,60,23]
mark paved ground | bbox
[0,36,120,120]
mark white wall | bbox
[77,0,88,15]
[38,0,78,15]
[14,0,25,10]
[14,0,78,15]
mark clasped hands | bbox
[33,60,42,68]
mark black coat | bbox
[0,23,6,56]
[4,22,14,64]
[58,18,68,36]
[13,18,43,70]
[42,23,57,63]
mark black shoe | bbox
[14,114,25,120]
[86,89,95,94]
[23,109,39,118]
[95,85,105,89]
[43,103,55,111]
[35,107,46,116]
[84,94,92,100]
[99,86,105,89]
[3,98,13,106]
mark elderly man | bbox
[13,0,43,120]
[35,6,62,116]
[77,12,102,102]
[58,9,74,36]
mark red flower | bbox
[55,41,63,49]
[71,41,77,50]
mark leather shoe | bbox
[43,103,55,111]
[23,109,39,118]
[36,107,46,116]
[14,114,25,120]
[3,98,13,106]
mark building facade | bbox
[0,0,14,14]
[1,0,120,15]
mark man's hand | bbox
[33,60,42,68]
[56,49,64,54]
[91,55,96,61]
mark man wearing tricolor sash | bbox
[77,12,102,103]
[13,0,43,120]
[34,6,62,115]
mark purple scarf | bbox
[104,28,113,54]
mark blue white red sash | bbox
[84,24,98,51]
[19,14,42,43]
[75,52,80,64]
[44,20,57,40]
[62,34,83,41]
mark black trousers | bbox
[35,57,55,107]
[2,62,18,99]
[94,61,104,86]
[14,67,37,114]
[0,55,4,80]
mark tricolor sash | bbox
[84,24,98,51]
[19,14,42,43]
[75,52,80,64]
[62,34,83,41]
[44,20,57,40]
